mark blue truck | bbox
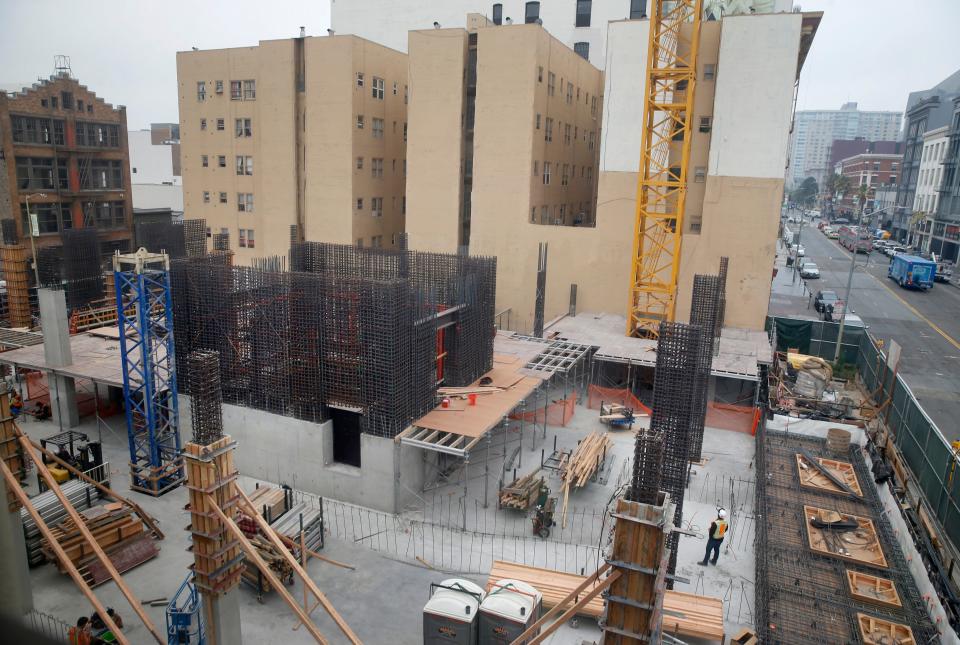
[888,254,936,290]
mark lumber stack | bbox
[40,502,158,581]
[662,590,725,642]
[242,535,295,597]
[271,502,324,555]
[499,471,544,510]
[559,431,612,525]
[487,560,605,618]
[248,484,290,522]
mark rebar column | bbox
[689,274,722,461]
[186,350,224,446]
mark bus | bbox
[839,226,873,254]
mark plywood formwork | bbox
[0,389,25,511]
[661,590,724,642]
[804,505,888,568]
[1,244,32,328]
[857,613,916,645]
[847,570,902,609]
[796,453,863,497]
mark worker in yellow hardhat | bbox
[698,508,729,566]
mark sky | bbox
[0,0,958,129]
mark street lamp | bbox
[23,193,47,287]
[833,202,899,363]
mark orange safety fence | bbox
[21,370,120,419]
[586,385,653,417]
[705,401,759,435]
[510,391,578,427]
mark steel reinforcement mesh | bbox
[139,219,207,259]
[171,242,496,438]
[649,321,702,582]
[2,219,19,245]
[688,274,721,460]
[754,428,937,643]
[185,350,224,445]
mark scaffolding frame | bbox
[114,249,184,495]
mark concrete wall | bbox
[129,129,181,186]
[181,398,425,513]
[599,20,648,173]
[405,29,468,253]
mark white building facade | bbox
[128,127,183,213]
[912,125,949,252]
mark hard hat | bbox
[718,508,727,519]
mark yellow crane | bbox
[627,0,704,338]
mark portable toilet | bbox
[478,579,542,644]
[423,578,486,644]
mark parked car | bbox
[790,244,805,257]
[814,290,839,313]
[826,229,839,239]
[800,263,820,279]
[935,259,954,283]
[885,245,906,257]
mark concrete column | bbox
[0,476,33,618]
[38,289,79,428]
[202,588,242,645]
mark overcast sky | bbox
[1,0,958,129]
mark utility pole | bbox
[24,193,46,287]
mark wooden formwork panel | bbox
[846,570,902,609]
[184,437,243,594]
[0,391,24,511]
[796,454,863,497]
[804,505,887,569]
[857,612,915,644]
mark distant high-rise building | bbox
[788,102,901,189]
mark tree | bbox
[790,176,819,206]
[835,174,851,200]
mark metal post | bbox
[483,435,490,509]
[24,193,45,288]
[835,202,885,363]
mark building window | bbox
[588,131,595,150]
[372,158,384,178]
[243,80,256,100]
[203,191,211,203]
[576,0,592,27]
[201,118,207,130]
[237,193,254,212]
[21,202,70,234]
[356,72,364,87]
[86,104,93,113]
[83,201,126,230]
[545,118,553,142]
[566,82,573,104]
[536,113,541,129]
[197,81,206,101]
[11,115,66,146]
[235,118,252,137]
[239,229,246,248]
[574,42,590,60]
[403,122,408,142]
[41,98,48,108]
[371,197,383,217]
[548,72,555,96]
[562,164,569,186]
[216,118,225,131]
[564,123,572,145]
[533,160,539,176]
[371,235,383,248]
[51,96,58,108]
[230,81,242,100]
[403,159,407,176]
[689,214,702,234]
[543,162,551,185]
[356,157,364,170]
[61,91,73,109]
[247,229,255,248]
[393,81,398,95]
[202,155,209,167]
[75,121,120,148]
[81,159,123,190]
[699,116,712,133]
[215,80,224,94]
[404,85,408,104]
[525,1,540,23]
[219,192,227,204]
[372,77,385,100]
[357,198,364,210]
[218,155,226,168]
[356,239,364,248]
[373,118,384,138]
[357,115,365,129]
[493,3,503,24]
[694,166,706,182]
[15,157,68,191]
[591,95,598,117]
[629,0,647,19]
[703,64,716,81]
[236,156,254,175]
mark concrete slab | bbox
[0,333,128,388]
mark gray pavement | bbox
[769,217,960,441]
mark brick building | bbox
[0,73,134,264]
[834,151,902,216]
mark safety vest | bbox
[712,519,728,540]
[68,627,90,645]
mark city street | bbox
[770,217,960,440]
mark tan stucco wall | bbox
[405,29,468,253]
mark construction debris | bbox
[768,351,859,420]
[21,479,103,566]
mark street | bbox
[770,217,960,441]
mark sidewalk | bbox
[768,239,816,318]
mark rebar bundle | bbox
[185,350,224,445]
[649,321,702,583]
[628,428,663,505]
[212,232,230,252]
[171,242,496,439]
[182,219,207,257]
[139,219,207,259]
[2,219,19,245]
[716,256,729,335]
[688,274,722,461]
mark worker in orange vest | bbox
[68,616,91,645]
[698,508,728,566]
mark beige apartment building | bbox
[176,34,407,263]
[407,13,819,332]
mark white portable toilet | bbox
[423,578,486,644]
[478,579,542,644]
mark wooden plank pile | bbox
[40,502,158,585]
[487,560,605,618]
[247,485,290,522]
[662,590,725,642]
[499,471,544,510]
[242,534,295,600]
[559,431,612,525]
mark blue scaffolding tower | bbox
[114,249,184,495]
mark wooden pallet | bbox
[796,454,863,496]
[857,612,916,644]
[804,505,888,568]
[83,533,160,587]
[662,590,725,642]
[846,570,902,609]
[42,503,148,568]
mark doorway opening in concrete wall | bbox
[330,408,361,467]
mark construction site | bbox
[0,2,958,645]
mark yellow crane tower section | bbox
[627,0,704,338]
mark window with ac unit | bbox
[699,116,712,133]
[357,115,365,129]
[217,118,225,131]
[219,192,227,204]
[215,80,224,94]
[203,191,210,203]
[356,72,364,87]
